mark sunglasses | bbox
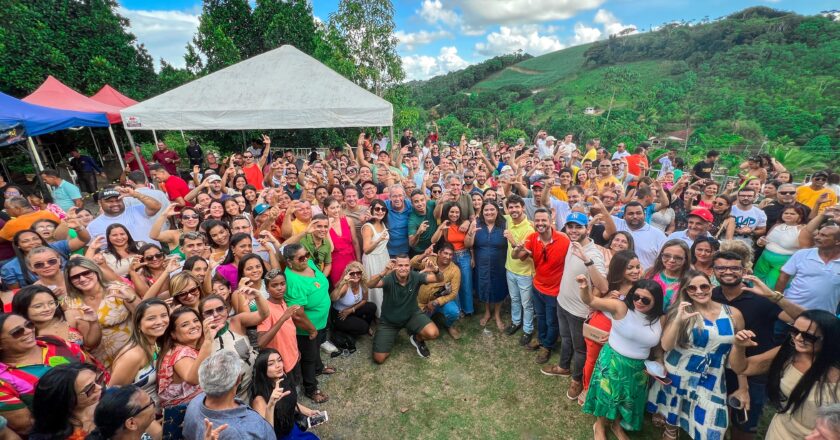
[202,305,227,318]
[175,286,201,299]
[79,380,100,398]
[182,214,200,220]
[431,190,441,194]
[295,253,310,263]
[778,191,795,195]
[243,155,254,158]
[8,320,35,339]
[686,284,712,293]
[129,400,156,418]
[631,294,651,306]
[144,253,166,262]
[788,325,823,344]
[33,258,60,270]
[69,269,95,282]
[349,271,362,277]
[372,206,386,212]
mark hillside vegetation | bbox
[407,7,840,174]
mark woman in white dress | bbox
[361,199,390,317]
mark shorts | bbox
[372,311,432,354]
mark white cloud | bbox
[394,29,452,51]
[593,9,636,37]
[451,0,605,26]
[118,7,199,70]
[418,0,459,26]
[402,46,470,80]
[572,23,602,45]
[475,25,565,57]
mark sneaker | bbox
[566,380,583,400]
[409,334,430,358]
[525,337,540,351]
[504,323,521,335]
[447,326,462,340]
[535,347,551,364]
[320,341,339,354]
[519,332,533,346]
[540,365,571,377]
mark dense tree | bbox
[253,0,316,54]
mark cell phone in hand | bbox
[307,411,329,428]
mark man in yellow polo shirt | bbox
[502,194,536,345]
[0,197,60,242]
[796,171,837,214]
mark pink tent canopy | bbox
[91,85,138,108]
[23,76,123,124]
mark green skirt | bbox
[582,343,649,431]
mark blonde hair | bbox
[330,261,368,301]
[170,272,203,305]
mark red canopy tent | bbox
[91,84,139,108]
[23,76,126,168]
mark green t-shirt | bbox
[380,270,428,325]
[299,234,332,272]
[407,200,436,253]
[284,260,331,334]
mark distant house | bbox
[584,107,597,115]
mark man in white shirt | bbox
[555,134,576,164]
[776,221,840,313]
[729,187,767,246]
[655,149,676,178]
[87,186,163,245]
[611,142,631,160]
[610,201,667,269]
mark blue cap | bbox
[565,212,589,227]
[253,203,271,215]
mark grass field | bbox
[307,313,664,440]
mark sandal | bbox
[319,366,337,375]
[662,425,678,440]
[306,389,329,404]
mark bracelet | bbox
[771,290,784,303]
[584,260,594,267]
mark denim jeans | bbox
[427,300,461,327]
[454,250,474,314]
[506,272,534,334]
[556,305,586,381]
[532,288,558,350]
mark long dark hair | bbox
[12,285,66,323]
[478,200,505,228]
[13,229,51,285]
[607,250,638,293]
[767,310,840,414]
[690,236,720,264]
[86,385,143,440]
[623,279,665,324]
[250,349,298,438]
[157,307,203,372]
[222,232,252,265]
[105,223,140,262]
[32,363,97,440]
[440,201,463,224]
[202,220,231,250]
[366,199,389,225]
[237,253,267,281]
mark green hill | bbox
[407,7,840,173]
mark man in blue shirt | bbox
[40,169,82,211]
[68,148,105,195]
[385,184,413,257]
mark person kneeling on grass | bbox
[367,254,443,363]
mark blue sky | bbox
[118,0,835,80]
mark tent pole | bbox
[27,137,45,171]
[125,130,149,183]
[389,126,395,153]
[89,127,103,165]
[152,130,159,145]
[108,126,126,169]
[180,130,186,142]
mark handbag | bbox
[582,312,609,343]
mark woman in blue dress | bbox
[466,200,509,331]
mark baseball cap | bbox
[688,208,713,223]
[531,180,545,189]
[253,203,271,216]
[813,171,829,179]
[99,189,120,200]
[565,212,589,227]
[205,174,222,182]
[546,135,557,141]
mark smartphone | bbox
[307,411,329,429]
[652,375,672,386]
[727,396,748,424]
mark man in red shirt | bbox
[150,163,191,206]
[124,149,150,176]
[151,142,181,175]
[513,207,570,364]
[624,145,650,187]
[242,134,271,190]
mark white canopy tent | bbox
[120,45,394,181]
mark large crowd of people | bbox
[0,132,838,440]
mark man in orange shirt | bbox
[0,197,60,242]
[513,207,571,364]
[624,145,650,187]
[242,134,271,190]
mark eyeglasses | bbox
[175,286,201,299]
[686,284,712,293]
[713,265,743,273]
[8,320,35,339]
[33,258,60,270]
[129,400,156,418]
[349,271,362,277]
[778,191,795,195]
[372,206,386,213]
[661,253,685,263]
[144,253,166,262]
[202,305,227,318]
[182,214,200,220]
[631,294,651,306]
[788,325,823,344]
[69,269,95,282]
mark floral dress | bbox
[646,305,735,440]
[66,294,131,370]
